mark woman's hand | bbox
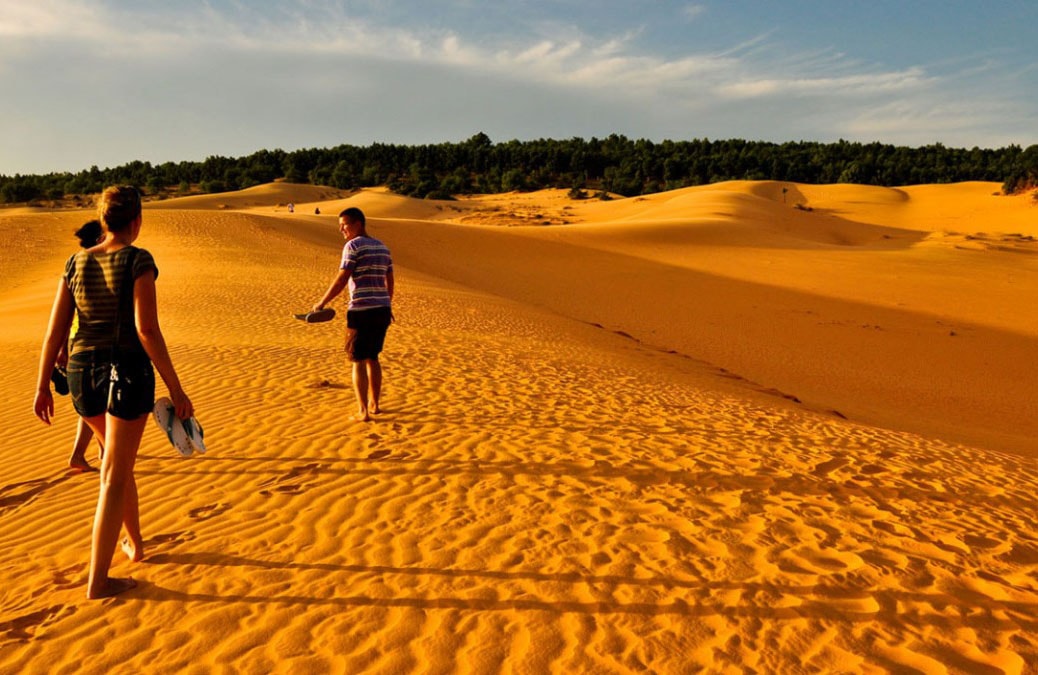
[34,388,54,425]
[171,388,194,421]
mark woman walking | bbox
[56,219,105,472]
[34,185,194,598]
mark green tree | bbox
[201,179,227,194]
[282,161,307,184]
[501,169,526,192]
[329,161,356,190]
[0,179,41,203]
[838,162,862,184]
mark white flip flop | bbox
[183,415,206,454]
[153,396,193,457]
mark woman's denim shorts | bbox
[67,349,155,420]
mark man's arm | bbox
[314,268,351,311]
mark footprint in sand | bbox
[999,542,1038,565]
[778,547,864,575]
[871,520,914,537]
[367,449,392,460]
[811,457,849,477]
[259,463,325,496]
[1,605,76,643]
[305,379,346,390]
[188,503,231,520]
[963,534,1001,550]
[0,477,66,514]
[149,530,197,547]
[257,483,301,496]
[51,564,82,591]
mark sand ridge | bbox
[2,181,1037,672]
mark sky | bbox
[1,0,1036,176]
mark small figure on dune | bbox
[312,207,394,421]
[34,185,195,599]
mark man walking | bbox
[313,208,394,421]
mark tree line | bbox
[3,133,1037,205]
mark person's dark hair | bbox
[339,207,365,225]
[98,185,142,233]
[339,207,367,235]
[74,219,103,248]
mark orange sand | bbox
[2,181,1036,672]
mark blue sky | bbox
[1,0,1035,175]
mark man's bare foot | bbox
[86,576,136,599]
[68,456,96,472]
[121,537,144,563]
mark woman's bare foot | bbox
[355,408,371,422]
[68,455,96,472]
[121,537,144,563]
[369,402,381,415]
[87,576,136,599]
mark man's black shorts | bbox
[67,349,155,420]
[345,306,392,362]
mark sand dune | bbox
[320,182,1038,455]
[2,181,1036,672]
[148,182,351,211]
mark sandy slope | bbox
[144,182,352,211]
[353,182,1038,456]
[1,181,1037,673]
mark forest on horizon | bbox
[2,133,1037,205]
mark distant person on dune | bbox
[54,219,106,472]
[34,185,195,599]
[312,207,394,422]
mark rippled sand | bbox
[2,181,1036,673]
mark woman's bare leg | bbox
[86,413,147,599]
[90,415,141,555]
[120,474,144,562]
[68,417,97,472]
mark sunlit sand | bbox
[2,181,1036,672]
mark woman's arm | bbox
[34,279,75,424]
[134,270,194,420]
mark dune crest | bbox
[2,181,1036,672]
[149,182,351,211]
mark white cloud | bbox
[842,99,1015,145]
[0,0,101,37]
[719,67,932,100]
[514,40,582,66]
[0,1,940,106]
[1,0,1034,174]
[682,4,707,21]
